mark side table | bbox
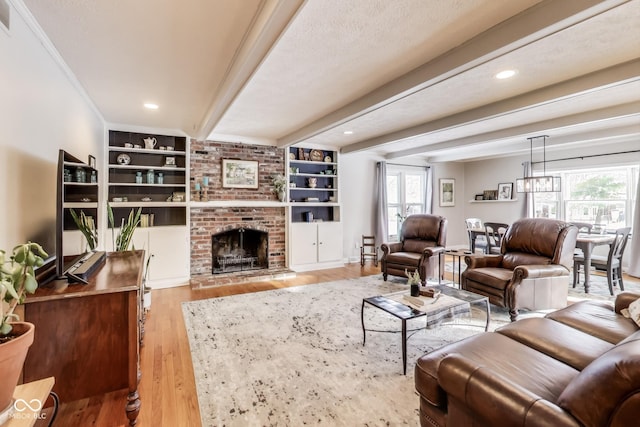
[439,249,472,287]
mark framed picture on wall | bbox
[439,178,455,207]
[498,182,513,200]
[88,155,96,169]
[222,159,259,189]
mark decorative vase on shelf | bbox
[278,190,286,202]
[308,177,317,188]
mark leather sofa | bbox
[381,214,447,284]
[415,292,640,427]
[462,218,578,321]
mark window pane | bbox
[406,204,423,215]
[568,171,627,200]
[533,192,558,219]
[388,206,399,238]
[405,174,423,204]
[534,201,559,218]
[532,165,637,228]
[387,175,399,204]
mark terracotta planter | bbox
[0,322,35,414]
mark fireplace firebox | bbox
[211,228,268,274]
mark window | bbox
[533,164,638,232]
[387,167,427,239]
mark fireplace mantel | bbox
[190,201,340,208]
[190,200,286,208]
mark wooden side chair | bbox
[465,218,488,253]
[360,235,378,266]
[573,227,631,295]
[484,222,509,254]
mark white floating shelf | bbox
[469,199,519,203]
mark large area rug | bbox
[182,271,640,427]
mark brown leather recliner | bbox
[462,218,578,321]
[381,214,447,284]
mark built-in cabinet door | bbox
[317,222,342,263]
[148,226,189,282]
[290,222,318,266]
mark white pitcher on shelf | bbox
[143,137,157,149]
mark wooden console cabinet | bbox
[21,251,144,426]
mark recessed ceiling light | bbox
[495,69,517,80]
[343,130,354,135]
[144,103,159,110]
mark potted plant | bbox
[0,242,47,419]
[107,204,142,251]
[70,209,98,251]
[272,174,287,202]
[405,268,421,297]
[107,204,152,311]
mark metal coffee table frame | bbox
[361,284,490,375]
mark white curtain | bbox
[627,171,640,277]
[375,161,388,245]
[522,161,533,218]
[425,166,433,214]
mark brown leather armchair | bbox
[461,218,578,321]
[381,214,447,284]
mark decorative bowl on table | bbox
[419,287,441,298]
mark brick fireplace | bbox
[189,140,290,287]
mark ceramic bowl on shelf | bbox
[141,197,152,202]
[112,197,123,202]
[309,149,324,162]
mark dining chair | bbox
[573,227,631,295]
[484,222,509,254]
[465,218,487,253]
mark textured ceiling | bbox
[20,0,640,162]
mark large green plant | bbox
[107,204,142,251]
[0,242,47,336]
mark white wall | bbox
[339,151,384,262]
[0,2,104,253]
[461,154,527,248]
[431,161,467,248]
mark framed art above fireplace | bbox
[222,159,259,189]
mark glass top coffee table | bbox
[361,284,490,374]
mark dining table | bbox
[575,233,615,292]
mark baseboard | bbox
[290,261,345,272]
[147,275,190,289]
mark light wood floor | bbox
[52,263,382,427]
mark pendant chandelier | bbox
[516,135,561,193]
